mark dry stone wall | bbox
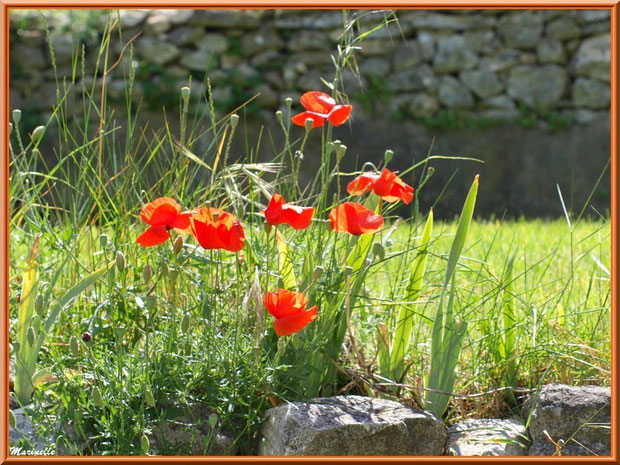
[9,9,611,125]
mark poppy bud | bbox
[168,267,179,283]
[313,265,324,281]
[325,141,334,157]
[336,144,347,161]
[208,414,218,428]
[9,410,16,428]
[172,235,184,255]
[9,123,13,135]
[384,149,394,164]
[12,109,21,124]
[145,386,155,408]
[81,331,92,342]
[161,263,169,279]
[35,294,44,316]
[142,264,152,285]
[27,326,35,346]
[333,140,342,152]
[229,114,239,129]
[70,335,80,356]
[92,386,102,407]
[264,222,273,234]
[212,211,220,222]
[181,314,190,334]
[285,97,293,108]
[32,148,40,159]
[365,258,372,267]
[13,341,20,354]
[145,295,157,311]
[181,86,191,103]
[304,117,314,132]
[115,251,125,272]
[30,314,41,331]
[140,433,149,453]
[343,266,353,277]
[373,242,385,261]
[99,234,108,248]
[31,125,45,143]
[116,326,125,339]
[275,110,283,124]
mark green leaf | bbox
[388,209,433,381]
[276,230,296,290]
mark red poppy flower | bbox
[291,91,353,129]
[329,202,384,235]
[263,194,314,230]
[263,289,318,336]
[190,207,245,252]
[137,197,194,247]
[374,169,415,204]
[347,168,414,205]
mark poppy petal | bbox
[281,205,314,230]
[291,111,327,128]
[140,197,181,226]
[273,305,318,336]
[329,202,384,235]
[327,105,352,126]
[374,169,414,204]
[347,172,380,195]
[300,91,335,113]
[263,194,284,225]
[171,210,195,232]
[137,225,170,247]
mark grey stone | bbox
[220,55,244,69]
[241,29,284,56]
[572,34,610,82]
[433,36,478,74]
[565,39,581,54]
[417,32,435,60]
[507,65,568,109]
[386,65,437,92]
[190,10,262,28]
[168,27,205,47]
[288,31,330,52]
[410,11,495,30]
[251,50,281,68]
[260,396,446,456]
[573,78,610,109]
[479,50,519,73]
[9,407,48,451]
[17,29,44,47]
[392,40,423,71]
[498,11,544,49]
[154,9,194,25]
[463,30,498,54]
[582,21,610,37]
[359,40,396,56]
[255,84,280,109]
[577,10,610,24]
[297,70,325,93]
[264,70,285,91]
[290,52,333,67]
[136,38,179,66]
[574,108,606,124]
[274,11,343,30]
[11,44,47,69]
[196,33,228,54]
[50,35,73,65]
[447,419,529,456]
[460,70,504,99]
[408,93,440,118]
[519,52,538,64]
[359,57,391,78]
[482,95,517,110]
[438,76,474,108]
[357,19,416,40]
[144,14,171,35]
[179,49,219,72]
[151,403,237,455]
[523,384,611,456]
[537,39,566,64]
[546,15,582,41]
[117,10,148,28]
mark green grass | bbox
[8,9,610,456]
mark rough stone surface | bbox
[392,40,423,71]
[136,37,179,66]
[523,384,611,456]
[460,70,504,99]
[9,407,48,451]
[433,36,478,73]
[498,11,544,49]
[507,65,568,108]
[572,34,611,82]
[573,78,610,109]
[447,419,529,456]
[537,39,566,64]
[546,16,581,41]
[180,49,219,71]
[261,396,446,456]
[151,403,238,455]
[408,93,440,118]
[439,76,474,108]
